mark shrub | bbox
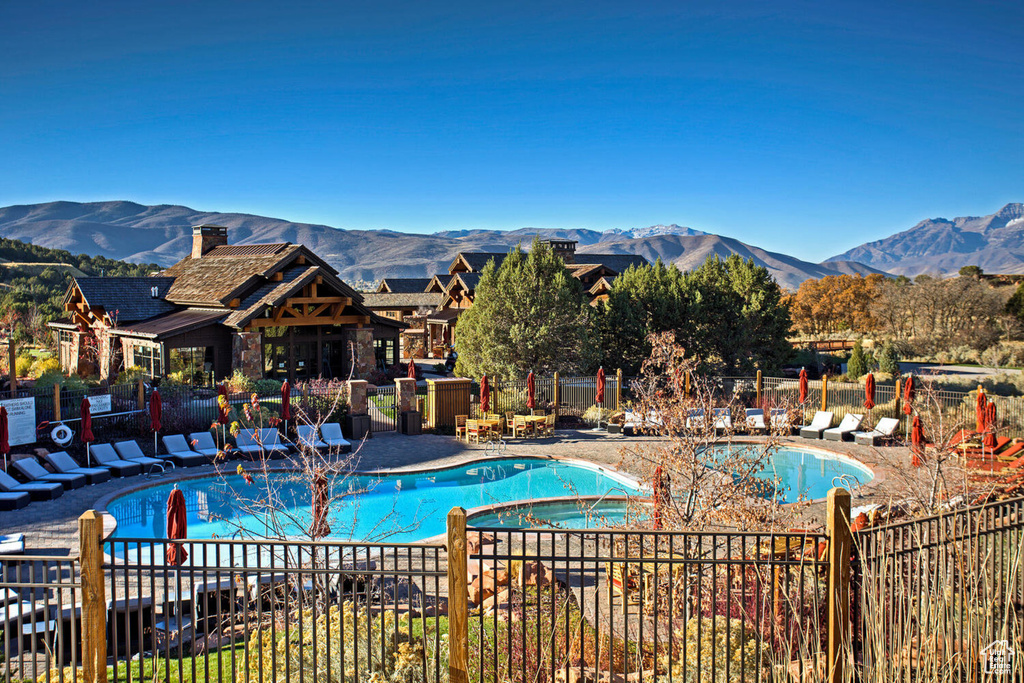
[225,369,254,394]
[29,357,60,377]
[253,378,283,395]
[32,369,87,394]
[876,341,900,375]
[432,363,448,375]
[114,366,147,386]
[14,353,33,378]
[847,341,867,379]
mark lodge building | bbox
[51,225,403,384]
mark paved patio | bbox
[0,429,913,556]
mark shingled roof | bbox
[159,244,310,306]
[376,278,434,294]
[574,253,649,273]
[68,277,178,323]
[450,252,508,273]
[362,292,443,309]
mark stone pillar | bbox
[344,328,375,379]
[346,379,371,439]
[70,332,83,376]
[232,331,263,380]
[96,328,112,380]
[395,377,421,435]
[121,338,135,372]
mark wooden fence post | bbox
[137,377,145,411]
[894,378,902,420]
[54,383,62,422]
[756,369,762,407]
[7,341,15,397]
[553,371,560,418]
[821,374,829,412]
[616,368,623,409]
[827,487,852,683]
[447,507,469,683]
[79,510,108,683]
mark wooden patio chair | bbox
[533,409,546,417]
[455,415,468,442]
[504,412,516,435]
[512,416,532,439]
[540,414,556,437]
[466,419,490,444]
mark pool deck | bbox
[0,429,913,556]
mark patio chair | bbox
[319,423,352,453]
[296,425,328,450]
[504,412,515,435]
[11,458,86,490]
[466,419,491,444]
[770,408,790,433]
[0,491,30,511]
[455,415,468,442]
[541,413,556,437]
[188,431,223,458]
[0,470,63,501]
[853,417,900,446]
[745,409,767,433]
[113,440,174,473]
[685,409,706,431]
[40,451,112,485]
[90,443,145,477]
[161,435,214,467]
[713,408,733,432]
[532,409,546,417]
[512,415,532,439]
[824,414,864,442]
[259,428,292,455]
[0,533,25,554]
[799,411,834,439]
[235,429,287,460]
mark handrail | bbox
[584,487,633,528]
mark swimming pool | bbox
[105,458,643,544]
[717,444,873,502]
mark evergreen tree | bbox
[877,341,900,375]
[847,341,867,379]
[455,239,594,379]
[1007,281,1024,325]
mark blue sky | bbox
[1,0,1021,261]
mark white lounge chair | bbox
[770,408,790,433]
[319,423,352,453]
[11,458,86,490]
[40,451,112,485]
[713,408,733,432]
[188,431,224,458]
[853,417,900,446]
[161,435,213,467]
[686,409,706,430]
[745,409,766,433]
[297,425,328,450]
[824,414,864,442]
[113,440,173,473]
[90,443,145,477]
[799,411,834,439]
[0,533,25,554]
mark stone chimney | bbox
[545,239,577,264]
[191,225,228,258]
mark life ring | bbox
[51,423,74,447]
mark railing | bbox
[367,385,397,432]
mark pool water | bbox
[470,500,645,530]
[713,445,873,502]
[106,458,643,544]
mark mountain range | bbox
[0,200,1019,290]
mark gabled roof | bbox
[588,276,615,295]
[376,278,434,294]
[574,253,649,273]
[447,272,482,293]
[449,252,507,274]
[362,292,443,309]
[67,277,178,323]
[426,274,449,293]
[108,309,228,340]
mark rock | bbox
[469,569,510,605]
[467,531,498,555]
[518,560,558,588]
[480,589,512,615]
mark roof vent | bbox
[151,286,159,298]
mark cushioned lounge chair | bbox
[12,458,86,490]
[686,409,706,430]
[113,441,172,473]
[745,409,767,432]
[0,533,25,554]
[770,408,790,433]
[319,423,352,453]
[0,470,63,501]
[90,443,144,477]
[824,414,864,442]
[41,451,112,485]
[713,408,733,432]
[0,491,30,511]
[853,417,900,446]
[235,429,287,460]
[296,425,328,450]
[187,431,223,458]
[799,411,834,439]
[161,435,213,467]
[259,428,291,455]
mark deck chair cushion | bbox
[12,458,86,489]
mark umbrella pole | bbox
[86,442,91,468]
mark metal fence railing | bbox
[367,385,397,433]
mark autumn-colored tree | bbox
[785,273,886,335]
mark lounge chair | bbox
[319,423,352,453]
[161,435,214,467]
[770,408,790,433]
[745,409,766,433]
[824,414,864,442]
[0,533,25,554]
[188,431,224,458]
[799,411,834,439]
[713,408,733,432]
[11,458,86,490]
[235,429,287,459]
[853,417,900,446]
[113,441,172,473]
[686,409,706,430]
[0,470,63,501]
[296,425,328,450]
[40,451,112,485]
[0,491,30,511]
[90,443,144,477]
[259,428,291,455]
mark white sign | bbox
[89,394,112,414]
[0,396,36,447]
[983,640,1014,675]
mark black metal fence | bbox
[367,385,397,433]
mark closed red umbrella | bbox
[596,367,606,406]
[863,374,875,410]
[0,406,9,470]
[281,380,292,428]
[911,416,924,467]
[81,397,95,466]
[976,391,987,434]
[309,468,331,539]
[407,360,417,380]
[149,388,162,455]
[526,371,536,411]
[166,487,188,565]
[984,402,997,451]
[798,368,808,404]
[480,375,490,414]
[902,375,914,415]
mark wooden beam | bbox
[270,272,284,282]
[315,275,323,285]
[296,254,306,265]
[249,314,370,328]
[228,298,240,308]
[285,296,350,306]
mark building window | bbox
[169,346,213,386]
[374,337,397,368]
[132,344,163,379]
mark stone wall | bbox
[344,328,374,379]
[232,331,263,379]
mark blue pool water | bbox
[105,448,872,543]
